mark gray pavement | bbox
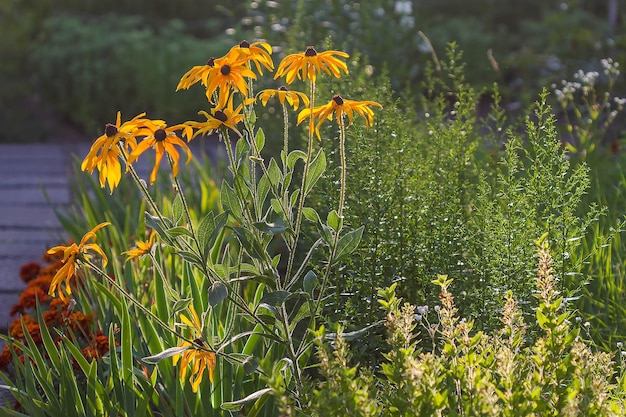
[0,143,79,331]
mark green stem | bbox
[119,144,165,224]
[286,81,316,279]
[338,116,347,218]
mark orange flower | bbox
[172,306,216,392]
[19,262,41,283]
[46,222,110,300]
[274,46,349,84]
[16,286,48,311]
[128,120,193,185]
[297,94,382,139]
[67,311,93,334]
[123,230,157,261]
[0,345,13,370]
[9,315,36,338]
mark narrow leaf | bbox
[142,346,189,364]
[221,388,272,411]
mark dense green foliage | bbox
[2,1,626,416]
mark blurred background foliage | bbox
[0,0,623,143]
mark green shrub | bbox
[30,14,232,135]
[301,244,626,416]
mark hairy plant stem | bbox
[338,115,347,218]
[119,143,165,224]
[287,81,316,280]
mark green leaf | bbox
[172,193,184,225]
[334,226,365,262]
[287,150,306,170]
[236,136,250,163]
[165,226,193,238]
[253,217,287,235]
[243,355,259,375]
[303,270,318,294]
[208,281,228,307]
[145,212,174,245]
[303,149,326,196]
[142,346,190,364]
[259,290,292,307]
[171,298,193,317]
[197,210,229,261]
[221,180,243,223]
[267,158,282,187]
[327,210,342,232]
[176,250,204,267]
[257,175,271,211]
[221,388,272,411]
[231,226,266,260]
[255,128,265,152]
[302,207,320,223]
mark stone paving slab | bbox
[0,206,63,230]
[0,187,69,205]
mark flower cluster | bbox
[81,41,381,195]
[1,247,116,372]
[71,39,382,394]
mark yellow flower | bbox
[122,230,157,261]
[81,112,147,193]
[297,94,382,139]
[172,306,216,392]
[176,57,217,91]
[274,46,349,84]
[257,86,310,111]
[128,120,193,184]
[228,40,274,75]
[206,53,258,109]
[46,222,110,300]
[186,97,244,139]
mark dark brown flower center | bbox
[332,94,344,106]
[239,40,250,48]
[213,111,228,122]
[221,65,231,76]
[193,338,206,347]
[154,129,167,142]
[278,86,288,91]
[206,57,216,67]
[104,124,118,137]
[304,46,317,57]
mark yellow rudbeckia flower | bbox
[297,94,382,140]
[257,86,310,111]
[274,46,349,84]
[185,97,244,139]
[122,230,157,261]
[46,222,110,300]
[172,306,216,392]
[128,120,193,185]
[81,112,148,193]
[228,40,274,75]
[176,57,217,91]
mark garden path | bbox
[0,140,222,332]
[0,143,80,331]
